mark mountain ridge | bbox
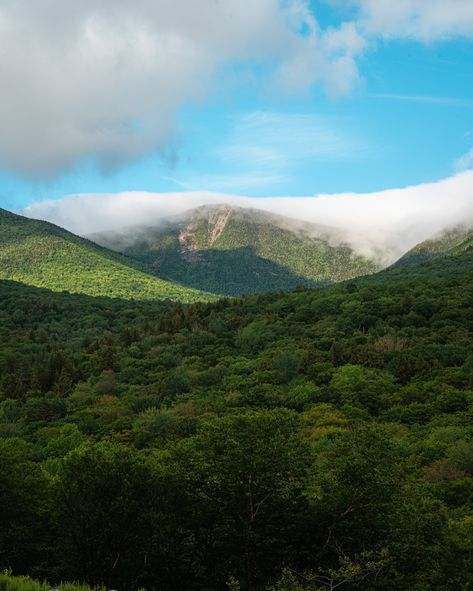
[91,204,383,296]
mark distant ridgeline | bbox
[90,204,383,296]
[0,234,472,590]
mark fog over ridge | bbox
[21,170,473,265]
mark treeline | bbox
[0,250,473,590]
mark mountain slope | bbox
[92,204,382,296]
[394,225,473,267]
[0,208,212,302]
[450,232,473,255]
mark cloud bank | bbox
[0,0,364,177]
[22,170,473,264]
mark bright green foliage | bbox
[451,233,473,255]
[0,572,108,591]
[0,573,49,591]
[0,208,213,302]
[94,205,381,296]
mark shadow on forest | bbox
[155,246,322,296]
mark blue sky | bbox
[0,1,472,211]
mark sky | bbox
[0,0,472,246]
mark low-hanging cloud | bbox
[0,0,365,177]
[22,170,473,264]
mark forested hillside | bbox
[0,208,212,303]
[1,247,472,590]
[395,224,473,266]
[93,205,382,295]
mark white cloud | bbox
[0,0,365,177]
[369,94,473,108]
[275,19,365,96]
[2,1,472,179]
[353,0,473,40]
[22,170,473,263]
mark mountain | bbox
[91,204,383,296]
[394,224,473,267]
[0,208,212,302]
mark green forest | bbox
[1,243,472,590]
[0,209,213,303]
[97,206,381,296]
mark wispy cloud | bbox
[355,0,473,41]
[163,111,373,193]
[163,172,286,192]
[455,148,473,171]
[369,93,473,108]
[220,111,370,167]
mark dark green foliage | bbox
[55,442,155,589]
[158,410,311,590]
[1,247,473,590]
[0,440,50,575]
